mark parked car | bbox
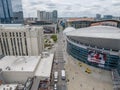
[54,71,58,82]
[54,84,57,90]
[61,70,66,80]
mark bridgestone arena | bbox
[63,26,120,72]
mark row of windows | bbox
[117,64,120,75]
[67,41,119,70]
[67,36,119,52]
[0,32,26,37]
[70,21,91,28]
[0,37,28,56]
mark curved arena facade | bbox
[64,26,120,70]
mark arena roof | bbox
[66,26,120,39]
[65,26,120,50]
[63,27,76,34]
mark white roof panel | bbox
[35,54,54,78]
[66,26,120,39]
[0,56,41,72]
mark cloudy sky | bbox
[22,0,120,17]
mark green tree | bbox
[51,35,57,42]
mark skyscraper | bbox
[52,10,58,23]
[96,14,101,20]
[0,0,13,23]
[0,0,24,24]
[37,11,46,21]
[103,15,113,20]
[37,10,58,23]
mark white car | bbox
[54,78,58,82]
[54,84,57,90]
[52,45,55,48]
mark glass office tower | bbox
[0,0,13,23]
[0,0,24,24]
[11,0,24,23]
[52,10,58,23]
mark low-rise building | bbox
[0,53,54,90]
[0,56,41,83]
[66,17,95,28]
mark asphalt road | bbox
[51,27,67,90]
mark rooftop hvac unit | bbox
[3,87,12,90]
[16,84,24,90]
[41,52,49,58]
[5,66,11,71]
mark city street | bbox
[51,26,67,90]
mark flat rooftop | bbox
[0,56,41,72]
[0,25,43,31]
[0,24,23,27]
[35,54,54,79]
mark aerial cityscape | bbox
[0,0,120,90]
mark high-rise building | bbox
[37,11,46,21]
[96,14,101,20]
[103,15,113,20]
[37,10,58,23]
[52,10,58,23]
[0,0,13,23]
[0,0,24,24]
[0,25,44,56]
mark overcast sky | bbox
[22,0,120,17]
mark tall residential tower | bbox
[37,10,58,23]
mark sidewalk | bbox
[64,53,113,90]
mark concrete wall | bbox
[2,71,34,84]
[0,26,44,56]
[70,36,120,50]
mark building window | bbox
[19,32,21,37]
[20,38,24,55]
[5,33,7,37]
[16,32,18,37]
[9,32,12,37]
[13,32,15,37]
[13,38,17,55]
[6,38,10,55]
[2,33,4,37]
[17,38,21,55]
[24,32,26,37]
[3,38,7,55]
[0,38,4,54]
[25,38,28,55]
[10,38,15,55]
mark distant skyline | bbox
[22,0,120,17]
